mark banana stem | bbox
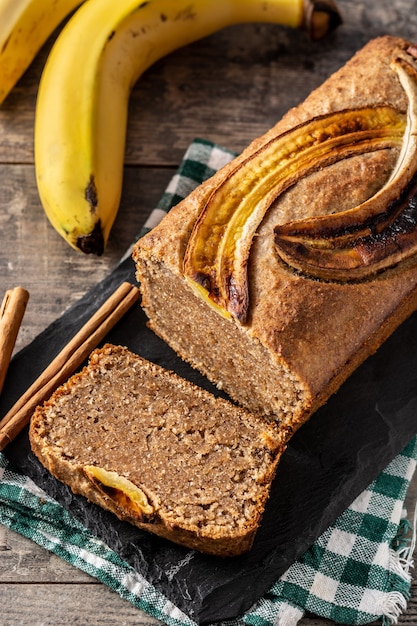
[303,0,342,40]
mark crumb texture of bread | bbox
[133,36,417,428]
[29,344,285,556]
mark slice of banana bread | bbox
[29,344,285,556]
[133,36,417,432]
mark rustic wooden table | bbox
[0,1,416,623]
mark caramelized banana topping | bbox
[84,465,154,521]
[274,173,417,280]
[274,52,417,281]
[184,48,417,320]
[184,105,405,322]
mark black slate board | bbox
[2,255,417,624]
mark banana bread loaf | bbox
[29,344,285,556]
[133,36,417,431]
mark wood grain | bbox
[0,0,417,623]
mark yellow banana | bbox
[34,0,341,255]
[0,0,85,104]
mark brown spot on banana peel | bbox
[85,175,98,211]
[184,106,406,323]
[274,52,417,281]
[1,34,11,54]
[77,175,104,255]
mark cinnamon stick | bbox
[0,287,29,396]
[0,281,140,451]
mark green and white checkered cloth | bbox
[1,139,417,626]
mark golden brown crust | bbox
[133,36,417,426]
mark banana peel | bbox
[0,0,86,105]
[32,0,342,256]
